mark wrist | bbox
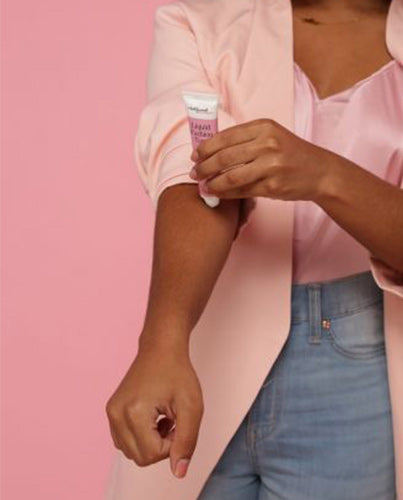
[313,152,348,205]
[137,324,191,357]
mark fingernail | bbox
[191,149,199,161]
[175,458,190,478]
[189,167,198,179]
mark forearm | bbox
[316,153,403,272]
[138,183,240,353]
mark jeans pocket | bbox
[327,299,385,360]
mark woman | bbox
[105,0,403,498]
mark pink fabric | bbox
[106,1,403,499]
[292,58,403,283]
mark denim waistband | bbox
[290,270,383,324]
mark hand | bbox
[189,118,335,203]
[105,337,204,479]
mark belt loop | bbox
[308,284,322,344]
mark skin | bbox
[106,0,402,480]
[291,0,393,100]
[106,187,239,477]
[191,117,403,272]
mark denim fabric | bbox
[197,270,396,500]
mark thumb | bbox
[169,400,201,478]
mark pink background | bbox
[1,0,162,497]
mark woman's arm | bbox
[138,184,241,354]
[106,4,244,475]
[190,117,403,294]
[316,154,403,273]
[106,185,240,475]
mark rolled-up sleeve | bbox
[369,255,403,298]
[369,170,403,298]
[134,2,237,209]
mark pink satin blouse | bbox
[292,58,403,284]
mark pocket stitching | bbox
[327,324,385,360]
[329,296,383,321]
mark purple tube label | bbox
[189,118,218,198]
[189,118,218,149]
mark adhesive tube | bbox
[181,90,221,208]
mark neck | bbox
[291,0,390,14]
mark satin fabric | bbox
[105,0,403,498]
[292,58,403,283]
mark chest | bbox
[292,8,393,100]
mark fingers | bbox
[192,121,284,181]
[169,397,203,478]
[125,404,171,465]
[106,402,143,460]
[191,139,258,180]
[206,158,274,195]
[194,120,261,161]
[194,118,281,162]
[108,397,202,479]
[106,401,171,466]
[108,417,123,449]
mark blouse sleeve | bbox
[134,1,237,209]
[368,165,403,298]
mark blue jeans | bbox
[197,270,396,500]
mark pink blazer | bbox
[106,0,403,498]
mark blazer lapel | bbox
[106,1,403,499]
